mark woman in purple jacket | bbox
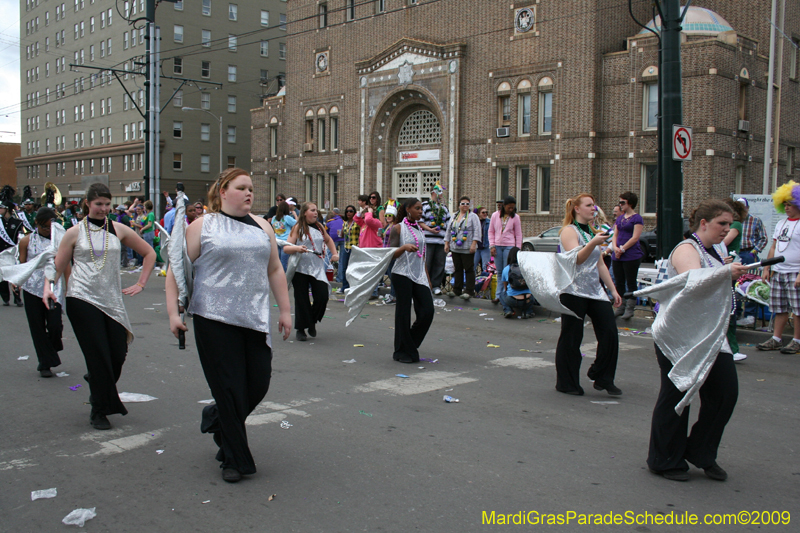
[611,191,644,319]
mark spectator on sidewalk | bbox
[421,182,451,295]
[736,198,768,325]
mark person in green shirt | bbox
[723,197,747,362]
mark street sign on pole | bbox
[672,125,692,161]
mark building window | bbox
[227,126,236,143]
[517,167,530,211]
[498,95,510,128]
[539,91,552,134]
[201,123,210,141]
[260,40,269,57]
[201,61,210,78]
[174,90,183,107]
[317,175,325,208]
[788,147,795,176]
[305,175,313,202]
[641,163,658,215]
[202,30,211,47]
[644,82,658,130]
[537,166,551,214]
[228,65,237,82]
[202,0,211,16]
[173,121,182,138]
[174,25,183,43]
[228,3,237,21]
[124,155,129,171]
[318,118,326,151]
[261,10,269,26]
[518,94,531,135]
[738,82,748,121]
[279,14,287,31]
[270,126,278,157]
[319,3,327,28]
[330,116,339,151]
[398,110,441,146]
[227,156,236,168]
[123,32,129,49]
[228,34,237,51]
[330,174,338,209]
[375,0,385,14]
[173,57,183,75]
[305,120,314,145]
[200,154,210,173]
[175,0,183,10]
[735,166,744,195]
[347,0,355,21]
[497,167,509,200]
[201,92,210,109]
[790,38,800,81]
[173,153,182,171]
[279,42,287,60]
[227,95,236,113]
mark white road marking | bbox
[353,371,477,395]
[85,429,166,457]
[0,458,37,471]
[489,357,554,370]
[246,412,287,426]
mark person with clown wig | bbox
[757,181,800,353]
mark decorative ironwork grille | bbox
[397,110,441,147]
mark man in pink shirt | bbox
[488,196,523,306]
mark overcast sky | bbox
[0,0,20,143]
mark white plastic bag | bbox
[62,508,96,527]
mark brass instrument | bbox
[41,182,63,207]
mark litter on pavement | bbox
[31,488,57,500]
[62,508,96,527]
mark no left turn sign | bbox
[672,125,692,161]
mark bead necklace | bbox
[451,213,469,246]
[501,214,510,234]
[84,216,109,270]
[572,222,594,245]
[403,217,424,257]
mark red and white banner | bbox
[398,149,440,162]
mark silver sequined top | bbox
[188,213,273,346]
[67,219,133,343]
[295,226,329,285]
[393,221,429,287]
[559,225,608,301]
[22,232,64,304]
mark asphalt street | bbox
[1,274,798,532]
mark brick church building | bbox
[251,0,799,235]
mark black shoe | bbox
[40,369,54,378]
[556,387,584,396]
[2,301,8,306]
[703,462,728,481]
[650,468,689,482]
[222,468,242,483]
[308,324,316,338]
[84,373,91,383]
[397,356,420,364]
[593,382,623,396]
[296,330,308,342]
[90,413,112,430]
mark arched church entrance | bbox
[389,108,442,202]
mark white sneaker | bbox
[433,288,442,295]
[733,353,747,362]
[736,316,755,327]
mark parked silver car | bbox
[521,226,561,252]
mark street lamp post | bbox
[181,107,223,175]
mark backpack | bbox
[508,263,527,290]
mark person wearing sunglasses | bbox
[444,197,481,300]
[611,191,644,319]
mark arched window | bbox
[397,110,441,147]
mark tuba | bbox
[41,182,63,208]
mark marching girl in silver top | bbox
[387,197,434,363]
[284,202,338,342]
[166,168,292,483]
[43,183,156,430]
[18,208,69,377]
[555,193,623,396]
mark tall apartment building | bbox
[252,0,799,234]
[17,0,287,211]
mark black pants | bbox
[194,314,272,475]
[425,242,446,289]
[451,252,476,295]
[23,290,63,371]
[612,259,641,300]
[555,293,619,394]
[391,273,434,362]
[1,280,22,304]
[292,272,328,331]
[647,347,738,472]
[66,297,128,417]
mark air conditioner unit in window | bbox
[303,143,313,152]
[496,127,510,138]
[738,120,750,132]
